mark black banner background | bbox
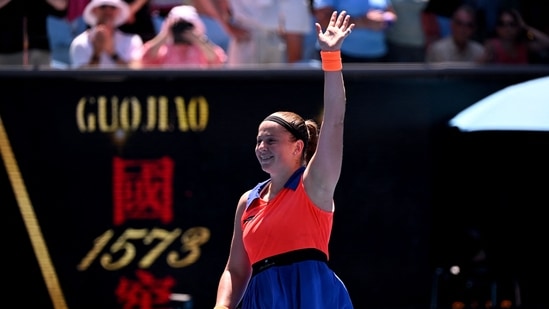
[2,66,547,309]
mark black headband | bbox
[264,115,308,146]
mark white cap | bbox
[83,0,131,27]
[167,5,206,36]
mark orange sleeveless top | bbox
[241,167,333,265]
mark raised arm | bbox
[303,11,354,212]
[515,9,549,53]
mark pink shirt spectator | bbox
[141,41,226,67]
[140,5,227,68]
[485,38,528,64]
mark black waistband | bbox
[251,248,327,277]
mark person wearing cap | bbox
[140,5,227,67]
[69,0,143,68]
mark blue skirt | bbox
[240,260,354,308]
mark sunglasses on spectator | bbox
[99,5,117,9]
[453,19,475,28]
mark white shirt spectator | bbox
[69,0,143,68]
[70,29,143,68]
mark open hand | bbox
[315,11,354,51]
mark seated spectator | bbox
[426,4,484,63]
[479,8,549,64]
[140,5,226,67]
[70,0,143,68]
[150,0,231,53]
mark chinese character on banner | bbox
[113,157,174,225]
[116,269,175,309]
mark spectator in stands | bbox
[386,0,428,62]
[313,0,397,63]
[47,0,89,68]
[0,0,68,67]
[479,8,549,64]
[70,0,143,68]
[426,4,484,63]
[140,5,226,67]
[422,0,463,42]
[225,0,313,64]
[150,0,184,33]
[150,0,232,53]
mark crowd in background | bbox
[0,0,548,69]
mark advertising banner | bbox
[1,68,545,309]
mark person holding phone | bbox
[140,4,227,67]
